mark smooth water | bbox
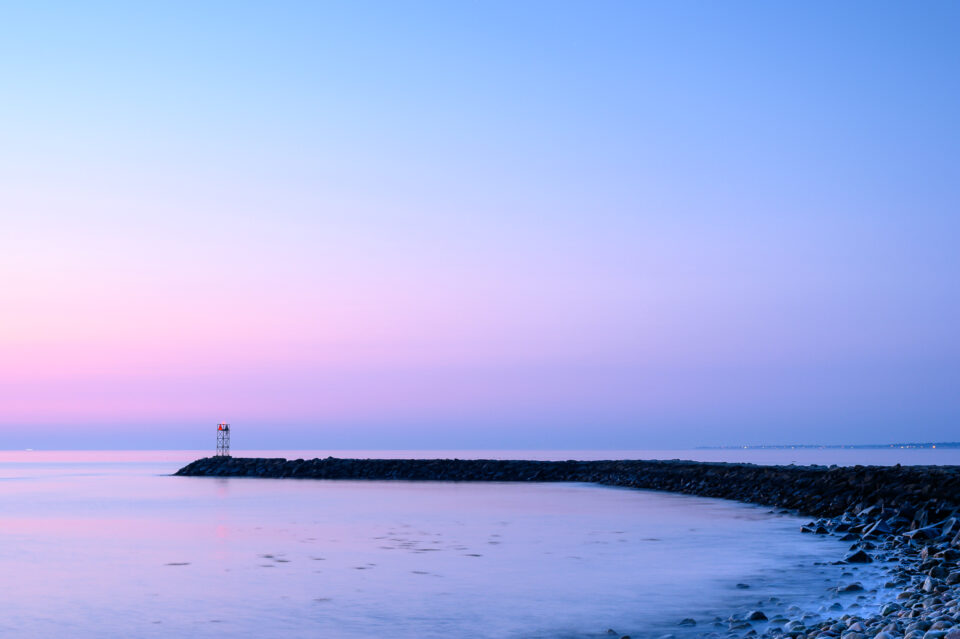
[0,453,898,638]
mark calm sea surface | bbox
[0,449,927,638]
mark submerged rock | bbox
[838,582,865,593]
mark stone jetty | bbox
[176,456,960,638]
[176,457,959,520]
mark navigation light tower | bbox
[216,422,230,457]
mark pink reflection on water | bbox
[0,455,896,638]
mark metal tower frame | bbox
[216,422,230,457]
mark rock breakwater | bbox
[175,457,960,638]
[176,457,959,521]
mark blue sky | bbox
[0,1,957,449]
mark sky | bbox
[1,1,958,450]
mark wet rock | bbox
[844,550,874,564]
[909,526,944,541]
[839,583,866,593]
[746,610,767,621]
[929,565,949,579]
[864,520,894,537]
[678,618,696,627]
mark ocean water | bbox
[0,451,899,638]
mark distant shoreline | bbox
[697,442,960,450]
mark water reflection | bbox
[0,456,892,638]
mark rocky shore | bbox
[176,457,960,639]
